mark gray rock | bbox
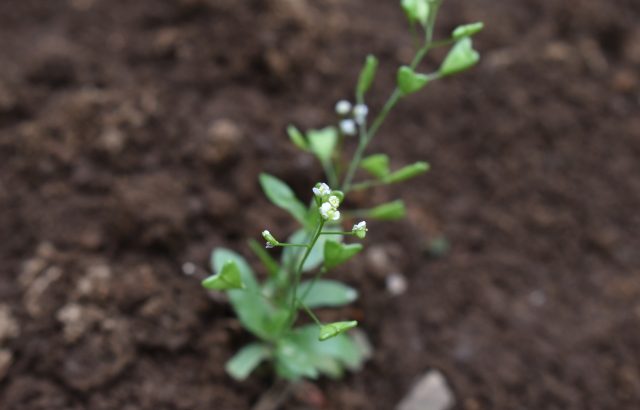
[396,370,454,410]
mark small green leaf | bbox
[397,66,430,95]
[367,200,406,220]
[282,227,342,273]
[248,239,280,278]
[452,22,484,40]
[225,343,271,381]
[401,0,430,26]
[259,173,308,225]
[274,337,319,380]
[287,125,309,151]
[440,37,480,77]
[383,161,430,184]
[212,249,275,341]
[202,260,245,290]
[298,280,358,308]
[307,127,338,166]
[356,54,379,101]
[319,321,358,341]
[324,241,363,270]
[360,154,390,179]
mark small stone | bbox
[0,349,12,381]
[365,245,392,279]
[397,370,455,410]
[386,273,408,296]
[56,303,105,343]
[0,305,20,342]
[77,264,112,300]
[203,119,243,165]
[182,262,197,276]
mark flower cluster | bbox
[313,182,341,221]
[335,100,369,136]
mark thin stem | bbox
[276,243,309,248]
[299,300,323,327]
[286,220,325,327]
[341,36,437,193]
[319,231,355,236]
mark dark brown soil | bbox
[1,0,640,409]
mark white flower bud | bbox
[262,230,279,248]
[320,202,341,221]
[340,119,357,136]
[352,221,368,239]
[328,195,340,208]
[335,100,352,116]
[353,104,369,125]
[312,182,331,198]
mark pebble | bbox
[386,273,408,296]
[396,370,455,410]
[0,305,20,342]
[0,349,12,381]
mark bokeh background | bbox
[1,0,639,409]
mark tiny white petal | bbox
[332,210,341,221]
[335,100,352,115]
[353,104,369,125]
[328,195,340,208]
[340,119,357,136]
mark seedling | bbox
[203,0,483,383]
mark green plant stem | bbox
[286,220,325,327]
[277,243,309,248]
[319,231,355,236]
[341,16,442,192]
[299,300,323,327]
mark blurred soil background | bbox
[1,0,640,409]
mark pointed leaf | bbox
[324,241,363,270]
[319,321,358,341]
[202,260,245,290]
[357,54,379,101]
[360,154,390,179]
[366,200,406,220]
[307,127,338,166]
[440,37,480,77]
[248,239,280,278]
[211,248,273,340]
[452,22,484,40]
[259,173,308,225]
[287,125,309,151]
[298,280,358,308]
[225,343,271,381]
[401,0,430,26]
[383,161,430,184]
[397,66,430,95]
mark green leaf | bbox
[212,249,274,341]
[274,336,319,380]
[282,227,342,273]
[259,173,308,225]
[401,0,430,26]
[319,321,358,341]
[452,22,484,40]
[202,260,245,290]
[383,161,430,184]
[367,200,406,220]
[248,239,280,278]
[307,127,338,167]
[397,66,430,95]
[225,343,271,381]
[356,54,379,101]
[287,125,309,151]
[275,325,367,380]
[360,154,390,179]
[440,37,480,77]
[324,241,363,270]
[298,280,358,308]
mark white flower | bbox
[340,119,357,136]
[312,182,331,198]
[328,195,340,208]
[353,104,369,125]
[320,202,341,221]
[335,100,352,116]
[352,221,368,239]
[262,230,278,248]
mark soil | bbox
[1,0,640,409]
